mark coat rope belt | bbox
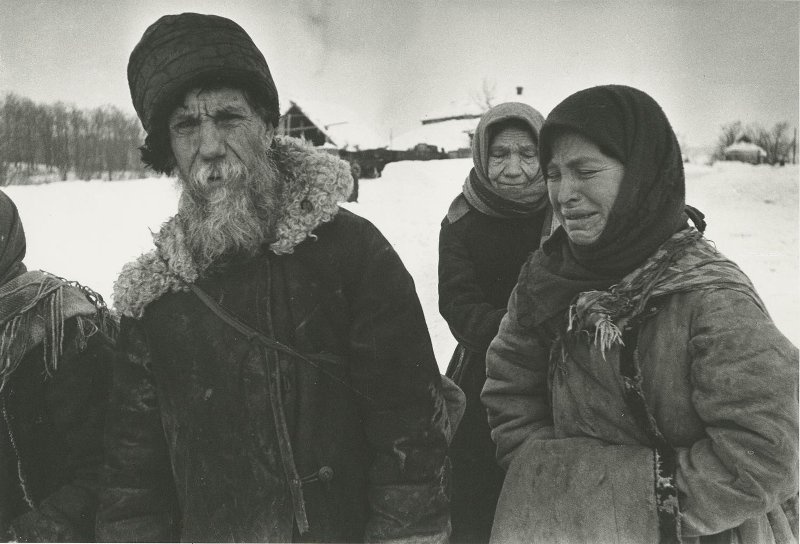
[184,279,319,534]
[185,281,373,402]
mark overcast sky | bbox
[1,0,797,147]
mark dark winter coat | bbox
[97,137,451,543]
[1,314,114,542]
[438,198,549,543]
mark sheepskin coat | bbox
[1,304,114,542]
[482,246,798,543]
[438,197,548,543]
[97,137,451,543]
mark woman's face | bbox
[487,126,540,197]
[546,132,625,246]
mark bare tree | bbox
[0,93,149,183]
[0,95,9,185]
[713,121,743,160]
[51,103,71,180]
[754,122,792,164]
[472,78,497,112]
[33,104,54,173]
[0,93,39,176]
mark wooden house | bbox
[724,139,767,164]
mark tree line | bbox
[714,120,797,165]
[0,92,147,185]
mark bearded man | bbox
[97,13,452,543]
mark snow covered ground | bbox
[5,160,798,370]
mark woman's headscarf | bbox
[518,85,688,326]
[0,191,26,287]
[462,102,549,218]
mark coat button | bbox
[318,466,334,482]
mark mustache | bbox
[182,145,280,203]
[188,159,247,193]
[178,148,284,270]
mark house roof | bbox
[391,90,545,152]
[421,88,543,124]
[725,141,767,156]
[281,99,386,151]
[396,89,543,151]
[421,98,484,124]
[389,117,478,152]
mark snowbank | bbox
[6,178,181,308]
[349,160,799,365]
[4,160,797,371]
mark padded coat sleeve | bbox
[677,288,799,537]
[438,218,505,353]
[481,283,555,470]
[95,317,179,542]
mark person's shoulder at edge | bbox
[442,194,472,227]
[306,206,394,258]
[316,206,379,236]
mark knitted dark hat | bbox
[538,86,629,169]
[128,13,279,133]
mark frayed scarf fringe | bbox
[0,281,115,392]
[0,312,29,391]
[653,448,682,543]
[562,229,759,360]
[568,304,624,358]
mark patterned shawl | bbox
[0,271,116,392]
[566,228,763,356]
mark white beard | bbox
[177,148,284,271]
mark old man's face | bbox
[168,87,274,187]
[168,87,283,268]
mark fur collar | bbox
[114,136,352,319]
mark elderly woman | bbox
[482,85,798,543]
[439,102,553,543]
[0,191,116,541]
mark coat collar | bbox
[113,136,352,319]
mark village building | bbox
[277,88,547,175]
[278,99,385,151]
[278,99,391,176]
[389,86,540,159]
[724,138,768,164]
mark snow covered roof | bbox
[389,118,478,152]
[421,98,484,124]
[421,89,543,124]
[725,141,767,156]
[392,89,545,151]
[281,99,386,151]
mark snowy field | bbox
[5,160,798,370]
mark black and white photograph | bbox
[0,1,797,542]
